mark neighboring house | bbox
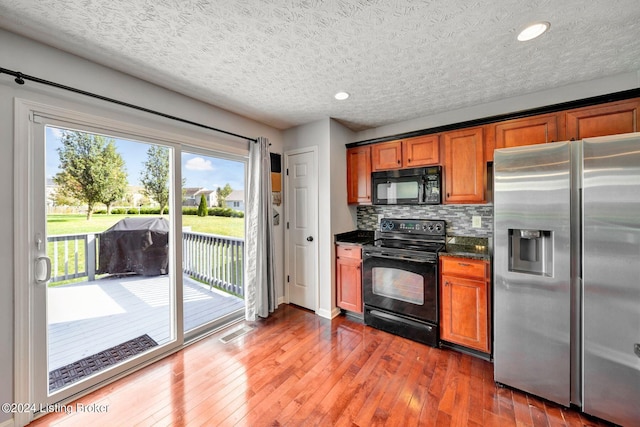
[45,178,57,211]
[225,189,245,212]
[183,187,217,207]
[127,185,147,207]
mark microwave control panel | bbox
[424,174,441,203]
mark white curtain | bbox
[245,136,276,320]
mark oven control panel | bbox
[379,218,446,236]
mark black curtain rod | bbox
[1,66,258,143]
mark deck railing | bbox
[48,233,98,283]
[47,231,245,297]
[182,231,244,297]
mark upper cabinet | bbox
[346,95,640,206]
[486,113,560,162]
[346,146,372,205]
[402,135,440,167]
[372,140,403,170]
[372,135,440,171]
[443,127,485,204]
[564,99,640,140]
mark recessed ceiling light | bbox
[334,91,350,100]
[517,21,550,42]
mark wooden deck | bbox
[48,275,244,370]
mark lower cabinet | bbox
[336,244,363,313]
[440,256,491,354]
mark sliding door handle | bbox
[35,256,52,285]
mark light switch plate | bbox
[472,216,482,228]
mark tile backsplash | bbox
[357,204,493,238]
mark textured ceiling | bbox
[1,0,639,131]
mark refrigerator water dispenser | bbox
[508,229,553,276]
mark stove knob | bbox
[427,224,434,232]
[435,224,443,232]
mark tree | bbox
[54,131,127,220]
[215,183,233,207]
[197,194,208,217]
[100,142,128,214]
[140,145,170,215]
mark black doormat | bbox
[49,334,158,392]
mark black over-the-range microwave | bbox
[372,166,442,205]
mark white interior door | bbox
[285,149,318,311]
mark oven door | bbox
[362,249,438,323]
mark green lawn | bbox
[47,213,244,237]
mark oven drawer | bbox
[336,244,361,259]
[441,257,487,279]
[364,306,438,347]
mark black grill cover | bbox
[98,217,169,276]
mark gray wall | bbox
[0,28,284,424]
[354,71,640,142]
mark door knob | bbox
[307,236,314,242]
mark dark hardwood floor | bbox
[29,305,614,426]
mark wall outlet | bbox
[472,216,482,228]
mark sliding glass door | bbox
[31,119,181,409]
[18,104,250,419]
[181,148,246,338]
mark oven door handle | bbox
[364,252,436,263]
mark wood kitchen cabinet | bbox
[336,244,363,313]
[486,114,560,161]
[347,95,640,206]
[402,134,440,167]
[440,256,491,354]
[346,145,372,204]
[372,140,403,171]
[564,99,640,140]
[371,135,440,171]
[442,127,485,204]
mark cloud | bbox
[185,157,214,171]
[48,127,64,138]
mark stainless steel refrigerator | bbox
[493,133,640,426]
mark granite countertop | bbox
[335,231,491,260]
[443,236,491,261]
[334,229,375,245]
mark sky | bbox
[45,126,245,192]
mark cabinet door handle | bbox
[458,262,471,267]
[408,158,411,163]
[444,281,450,286]
[397,159,401,164]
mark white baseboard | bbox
[316,307,340,319]
[0,417,15,427]
[329,307,341,319]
